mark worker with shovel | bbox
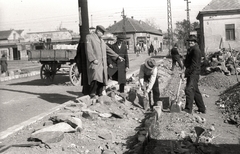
[181,35,206,114]
[139,58,160,110]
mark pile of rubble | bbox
[216,82,240,127]
[202,48,240,76]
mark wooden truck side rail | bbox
[28,49,77,63]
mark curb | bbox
[0,59,164,140]
[0,71,40,82]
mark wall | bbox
[203,14,240,53]
[27,31,72,42]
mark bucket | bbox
[159,97,170,110]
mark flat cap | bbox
[116,34,130,40]
[96,25,107,33]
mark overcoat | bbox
[85,33,119,85]
[107,42,129,84]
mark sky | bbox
[0,0,212,33]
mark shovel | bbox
[170,78,182,113]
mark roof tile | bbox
[108,17,162,35]
[202,0,240,11]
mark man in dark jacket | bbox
[0,53,8,74]
[181,35,206,114]
[171,43,184,71]
[107,34,129,93]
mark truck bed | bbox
[28,49,76,62]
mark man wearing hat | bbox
[139,58,160,109]
[85,25,125,98]
[171,43,184,71]
[107,34,129,93]
[0,53,8,74]
[181,35,206,114]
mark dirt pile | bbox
[217,83,240,126]
[199,71,240,127]
[199,72,236,89]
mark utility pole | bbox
[91,14,93,27]
[184,0,191,36]
[167,0,173,55]
[121,8,126,36]
[77,0,90,95]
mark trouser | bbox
[89,80,104,97]
[144,75,160,109]
[111,71,125,93]
[119,83,125,93]
[185,75,206,113]
[172,58,184,71]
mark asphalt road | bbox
[0,52,168,134]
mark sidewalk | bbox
[0,60,41,82]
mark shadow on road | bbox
[8,75,71,86]
[0,88,76,104]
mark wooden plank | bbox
[28,50,77,62]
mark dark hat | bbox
[187,35,197,42]
[174,43,178,47]
[96,25,107,33]
[117,34,130,40]
[145,58,156,70]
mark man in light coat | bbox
[85,25,124,98]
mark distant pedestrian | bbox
[149,43,154,56]
[135,43,141,57]
[0,53,8,75]
[171,43,184,71]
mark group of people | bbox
[170,35,206,114]
[84,25,205,114]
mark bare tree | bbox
[145,17,160,29]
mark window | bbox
[225,24,235,40]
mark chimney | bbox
[131,16,134,19]
[114,21,116,24]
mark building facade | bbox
[107,17,163,53]
[197,0,240,55]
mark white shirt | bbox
[138,64,157,93]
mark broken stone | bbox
[64,106,81,112]
[82,108,99,120]
[29,131,64,143]
[76,95,91,104]
[98,113,112,118]
[138,134,146,142]
[32,122,76,135]
[43,120,54,126]
[210,125,215,131]
[70,117,83,132]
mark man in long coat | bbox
[85,25,124,98]
[107,34,129,93]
